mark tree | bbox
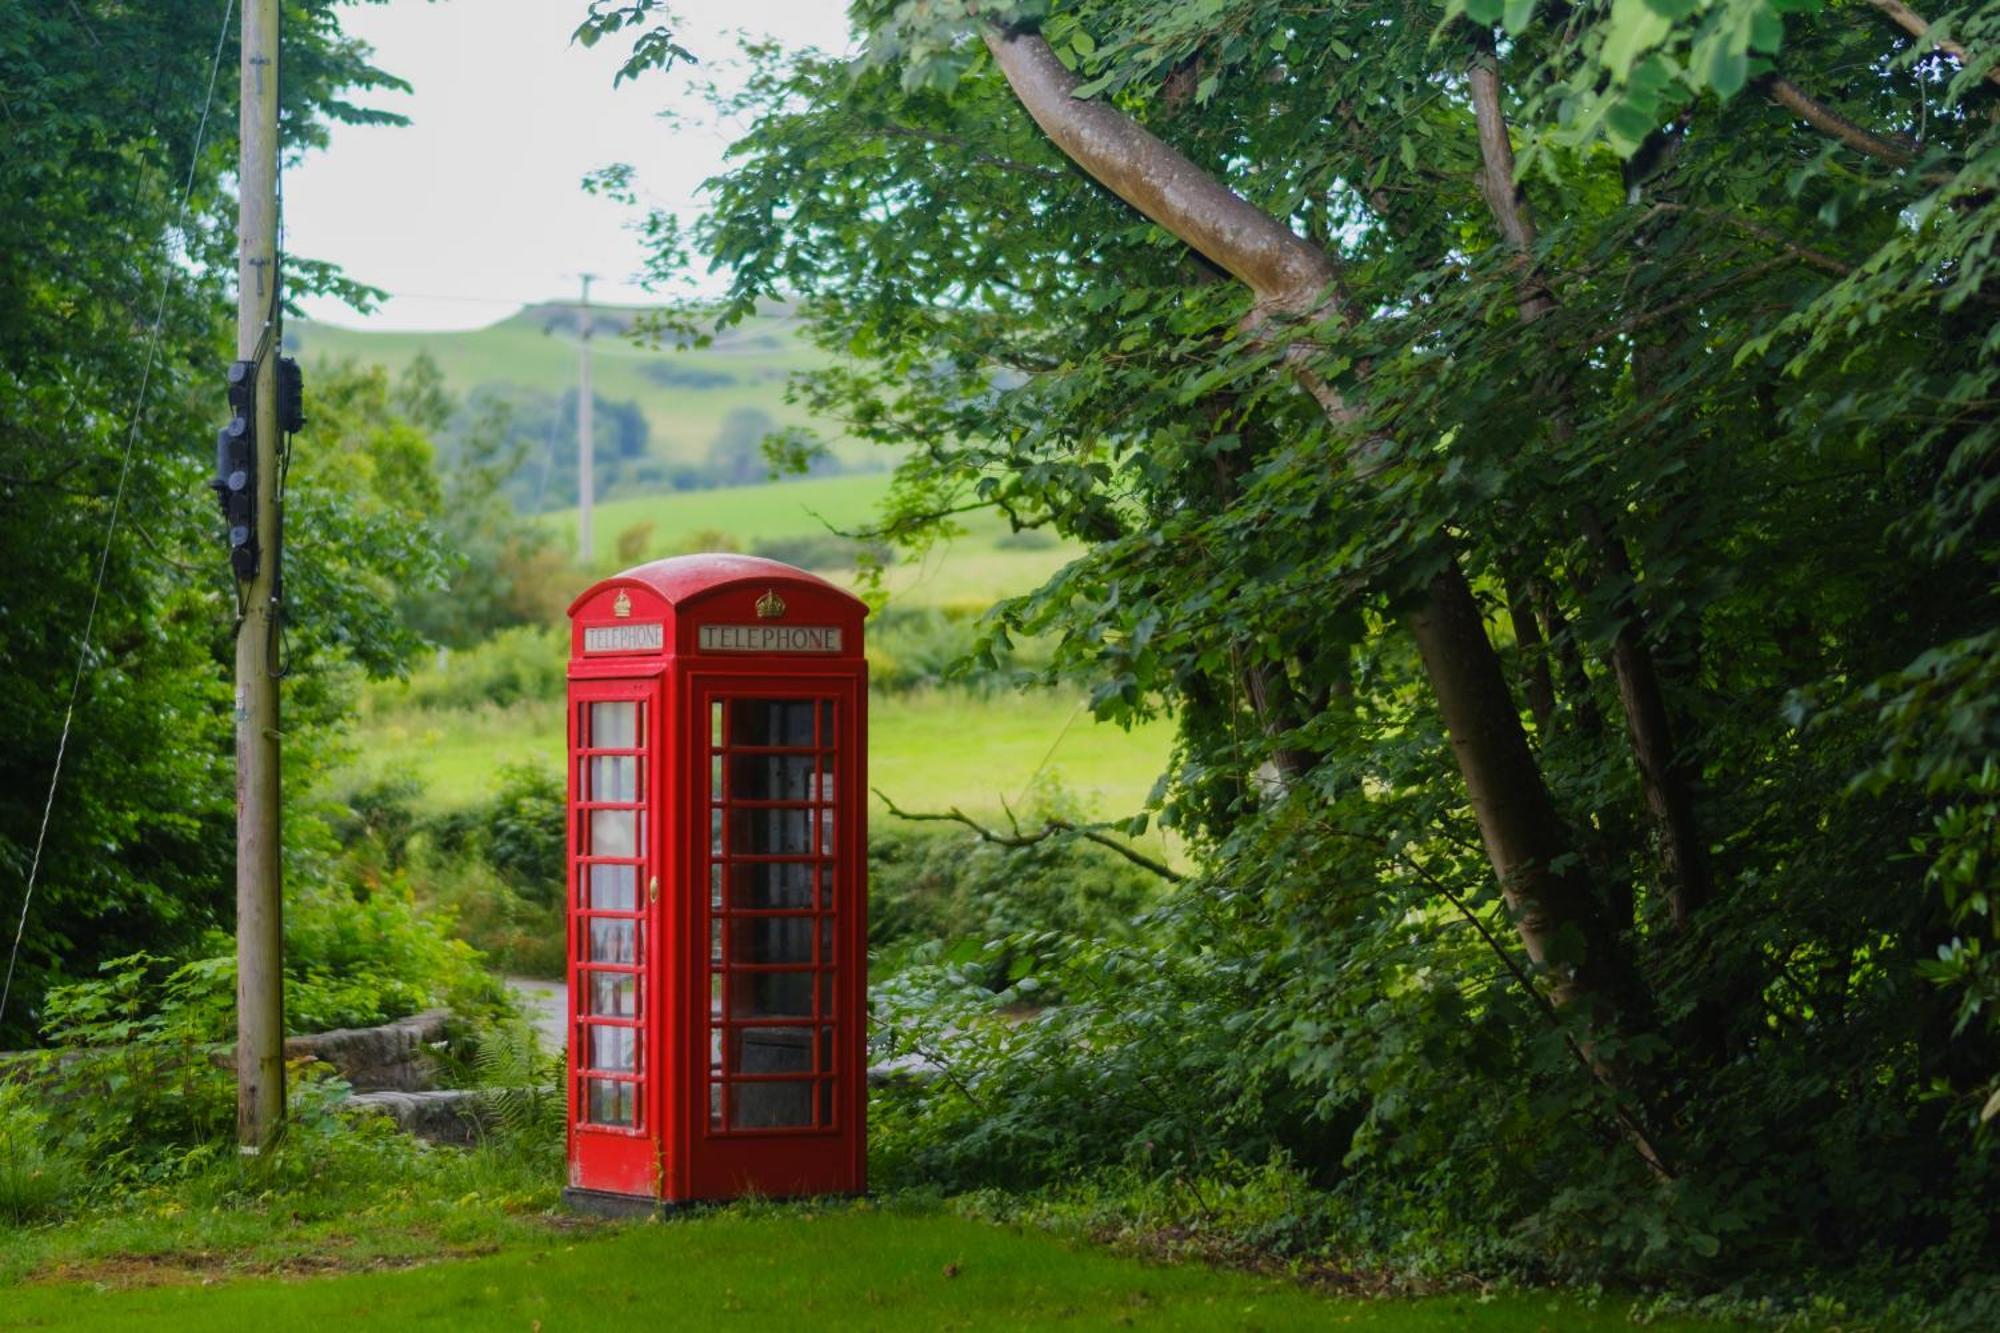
[0,2,435,1044]
[592,0,1998,1284]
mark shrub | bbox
[992,528,1058,551]
[374,625,567,715]
[751,531,893,571]
[0,1081,85,1223]
[868,785,1165,982]
[480,763,566,902]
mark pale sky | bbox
[287,0,855,331]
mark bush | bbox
[868,786,1165,982]
[0,1081,85,1224]
[480,763,566,902]
[375,625,567,715]
[751,531,893,571]
[992,528,1058,551]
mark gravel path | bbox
[505,975,566,1053]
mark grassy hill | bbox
[287,302,875,479]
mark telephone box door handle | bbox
[648,874,659,905]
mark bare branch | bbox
[872,787,1184,882]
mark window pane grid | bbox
[574,698,647,1132]
[706,694,840,1134]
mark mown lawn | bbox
[0,1206,1739,1332]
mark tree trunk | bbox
[1467,42,1710,932]
[1404,563,1634,1019]
[978,21,1634,1026]
[1504,566,1557,732]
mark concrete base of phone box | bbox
[562,1185,869,1218]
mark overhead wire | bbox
[0,0,241,1032]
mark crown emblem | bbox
[755,588,787,620]
[612,590,632,619]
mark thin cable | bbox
[0,0,239,1032]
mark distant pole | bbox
[235,0,285,1151]
[577,273,595,563]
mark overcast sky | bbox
[286,0,854,331]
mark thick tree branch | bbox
[1765,76,1916,167]
[978,18,1649,1093]
[1867,0,2000,86]
[873,787,1185,882]
[977,23,1340,318]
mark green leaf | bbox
[1706,44,1749,98]
[1601,0,1674,81]
[1464,0,1506,22]
[1503,0,1538,34]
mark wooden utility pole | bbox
[235,0,285,1152]
[577,273,596,563]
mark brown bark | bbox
[978,22,1634,1027]
[1504,570,1557,733]
[1468,43,1711,932]
[1404,563,1635,1022]
[1244,660,1314,784]
[1864,0,2000,86]
[1764,76,1917,168]
[1530,575,1602,738]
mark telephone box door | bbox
[688,676,866,1199]
[567,676,664,1197]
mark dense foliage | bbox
[588,0,2000,1303]
[0,4,538,1045]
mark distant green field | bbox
[345,686,1169,828]
[558,472,898,550]
[551,473,1082,613]
[288,303,868,471]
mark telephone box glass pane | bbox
[590,1025,637,1073]
[588,971,637,1017]
[731,700,814,747]
[730,971,813,1018]
[730,916,812,965]
[734,1026,811,1073]
[589,755,639,802]
[589,919,637,964]
[728,862,813,910]
[591,809,640,857]
[730,753,815,802]
[729,808,811,855]
[588,864,637,911]
[731,1082,812,1129]
[586,1077,635,1127]
[591,701,638,749]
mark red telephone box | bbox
[561,553,867,1211]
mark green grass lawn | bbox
[0,1205,1739,1332]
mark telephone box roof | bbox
[567,552,867,618]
